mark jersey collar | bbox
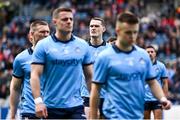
[88,40,106,48]
[28,47,33,55]
[153,60,157,65]
[112,43,136,54]
[51,33,75,43]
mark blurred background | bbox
[0,0,180,119]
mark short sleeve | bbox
[83,44,94,65]
[12,57,23,78]
[93,53,109,84]
[32,41,46,64]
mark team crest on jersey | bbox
[139,58,145,65]
[63,49,69,54]
[125,57,134,66]
[155,67,159,73]
[75,47,81,53]
[51,48,58,52]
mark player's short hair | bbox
[30,20,49,32]
[146,45,157,53]
[107,36,116,43]
[116,12,139,24]
[91,17,105,26]
[52,7,72,19]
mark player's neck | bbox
[55,31,71,41]
[31,45,35,50]
[115,41,133,52]
[90,37,103,46]
[152,59,156,64]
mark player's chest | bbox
[46,44,85,60]
[109,55,147,74]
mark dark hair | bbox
[91,17,105,26]
[117,12,139,24]
[107,36,116,43]
[147,25,156,32]
[52,7,72,19]
[30,20,49,32]
[146,45,157,53]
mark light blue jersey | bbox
[32,34,93,108]
[93,44,156,119]
[81,40,110,97]
[145,60,168,101]
[13,48,36,114]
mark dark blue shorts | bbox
[47,105,85,119]
[21,113,39,119]
[144,101,162,110]
[82,97,104,116]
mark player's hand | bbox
[160,97,172,110]
[35,103,48,118]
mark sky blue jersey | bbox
[93,44,156,119]
[32,34,93,108]
[13,48,37,114]
[145,60,168,101]
[81,40,110,97]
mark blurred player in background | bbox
[30,7,93,119]
[144,45,169,119]
[89,12,171,119]
[81,17,110,118]
[9,20,50,119]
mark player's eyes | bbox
[61,18,73,21]
[90,25,100,28]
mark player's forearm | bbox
[31,64,44,98]
[89,84,100,119]
[83,65,93,92]
[9,90,20,118]
[30,74,41,98]
[163,79,168,96]
[147,79,166,100]
[31,79,41,98]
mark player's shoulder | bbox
[37,35,51,44]
[74,35,88,44]
[134,45,146,53]
[98,45,114,57]
[134,45,150,56]
[14,49,30,62]
[156,60,166,68]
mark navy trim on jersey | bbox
[31,62,45,65]
[92,81,105,84]
[153,60,157,65]
[161,77,168,79]
[28,47,33,55]
[112,43,136,54]
[146,77,156,81]
[88,40,106,48]
[51,33,75,43]
[83,62,94,66]
[12,74,23,79]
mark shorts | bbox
[47,105,85,119]
[82,97,104,116]
[144,101,162,110]
[21,113,39,119]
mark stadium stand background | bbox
[0,0,180,119]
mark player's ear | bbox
[103,26,106,32]
[115,27,120,34]
[52,18,57,25]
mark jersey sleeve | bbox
[161,63,168,79]
[93,53,109,84]
[83,44,94,65]
[32,41,46,65]
[12,56,23,78]
[145,55,156,81]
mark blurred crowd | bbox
[0,0,180,106]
